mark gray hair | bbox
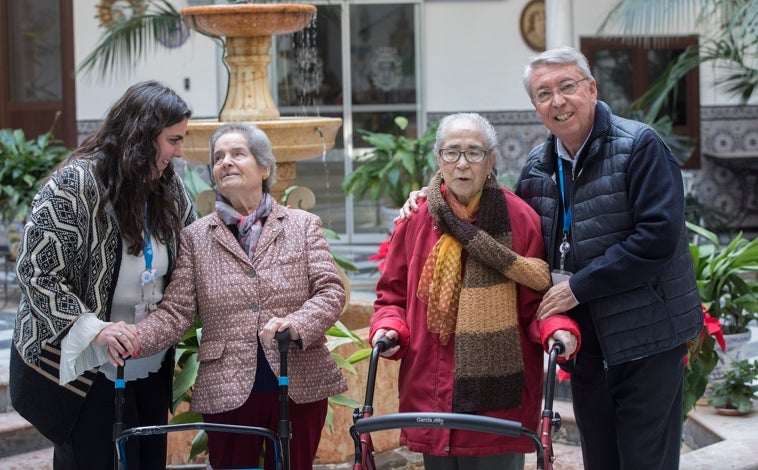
[209,122,277,194]
[434,113,500,159]
[522,46,593,97]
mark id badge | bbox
[551,269,573,285]
[134,303,148,323]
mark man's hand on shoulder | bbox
[397,187,428,222]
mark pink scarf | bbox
[215,193,273,260]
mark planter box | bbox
[315,299,401,465]
[164,299,402,466]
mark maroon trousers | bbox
[205,391,327,470]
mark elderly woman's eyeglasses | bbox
[437,148,491,164]
[533,77,590,104]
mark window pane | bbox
[274,3,421,239]
[8,0,62,103]
[590,50,633,116]
[350,4,417,106]
[291,143,348,233]
[276,6,346,232]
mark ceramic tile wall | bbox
[431,107,758,230]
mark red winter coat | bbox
[370,189,580,456]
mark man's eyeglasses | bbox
[437,148,491,164]
[532,77,590,104]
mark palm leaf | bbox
[601,0,758,103]
[600,0,724,37]
[77,0,198,80]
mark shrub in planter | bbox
[0,128,69,223]
[342,116,439,209]
[707,359,758,414]
[687,221,758,335]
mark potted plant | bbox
[707,359,758,415]
[0,127,69,224]
[342,116,439,211]
[687,221,758,335]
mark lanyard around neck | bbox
[143,231,153,270]
[143,205,153,270]
[557,157,572,234]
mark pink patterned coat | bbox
[136,202,347,414]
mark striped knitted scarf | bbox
[422,171,551,412]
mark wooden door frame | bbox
[0,0,76,147]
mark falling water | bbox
[292,7,335,228]
[257,0,335,226]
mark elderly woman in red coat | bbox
[370,113,580,470]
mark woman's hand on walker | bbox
[94,322,141,367]
[371,329,401,357]
[549,329,578,360]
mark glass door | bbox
[275,1,422,242]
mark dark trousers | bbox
[422,452,525,470]
[53,363,171,470]
[570,344,686,470]
[205,391,327,470]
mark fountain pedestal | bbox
[180,4,342,200]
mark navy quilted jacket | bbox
[515,101,702,365]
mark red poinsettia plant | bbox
[682,306,725,420]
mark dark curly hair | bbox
[64,80,192,255]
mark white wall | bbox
[71,0,756,122]
[422,0,756,112]
[423,0,538,112]
[73,0,222,121]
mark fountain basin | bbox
[184,116,342,165]
[182,4,316,38]
[183,116,342,200]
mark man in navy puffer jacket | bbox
[515,46,702,470]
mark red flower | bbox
[703,308,726,353]
[368,239,391,272]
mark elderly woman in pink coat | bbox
[100,122,347,470]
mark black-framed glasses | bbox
[437,147,491,164]
[532,77,590,104]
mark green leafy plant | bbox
[78,0,317,81]
[687,221,758,334]
[0,127,69,223]
[342,116,439,209]
[708,359,758,413]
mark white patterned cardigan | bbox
[9,158,195,443]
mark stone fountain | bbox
[165,6,388,465]
[179,3,342,201]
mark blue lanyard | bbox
[144,232,153,270]
[557,157,572,234]
[140,217,156,286]
[144,208,153,270]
